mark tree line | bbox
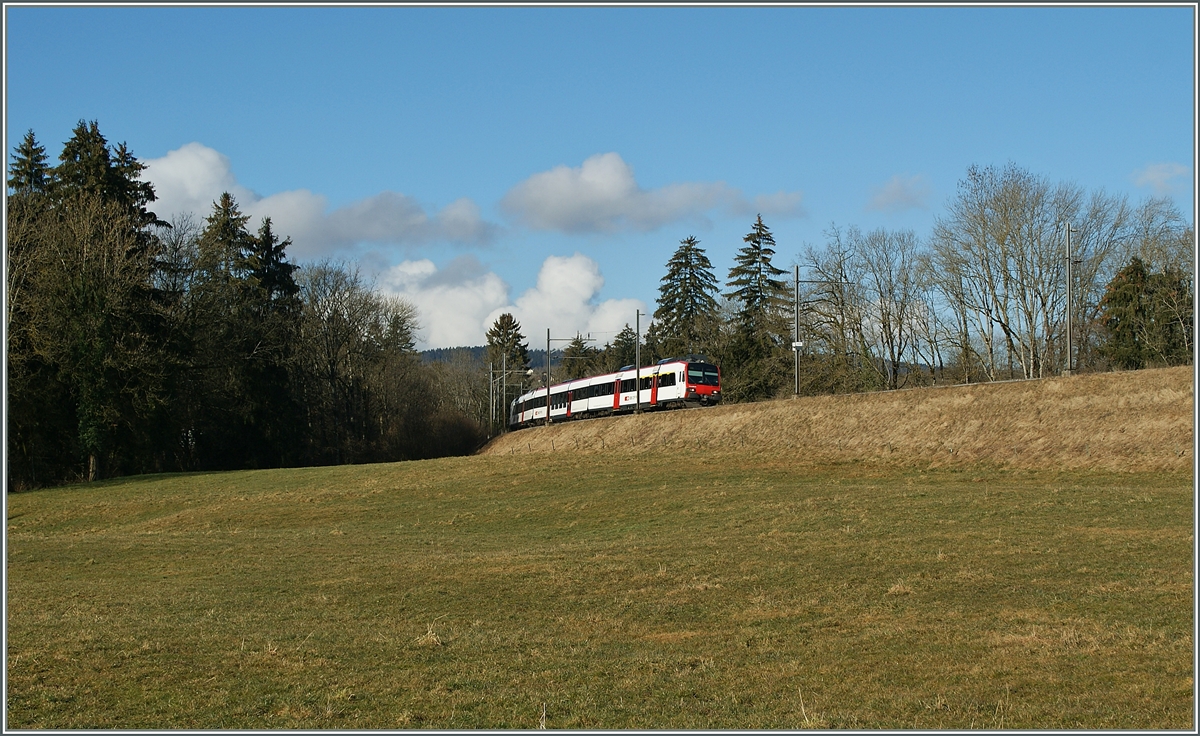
[7,123,484,489]
[7,124,1192,486]
[481,164,1192,427]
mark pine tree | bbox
[247,217,300,305]
[604,324,639,370]
[1100,256,1194,370]
[724,215,791,401]
[197,192,254,280]
[7,129,53,195]
[486,313,531,423]
[486,313,530,374]
[561,333,600,379]
[186,193,263,468]
[654,235,718,357]
[54,120,112,200]
[726,215,789,355]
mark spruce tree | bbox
[654,235,718,357]
[726,215,789,354]
[7,129,53,195]
[247,217,300,305]
[561,333,600,379]
[1099,256,1194,370]
[604,324,639,370]
[486,313,530,373]
[724,215,791,401]
[187,193,262,468]
[486,313,531,421]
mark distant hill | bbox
[481,366,1194,472]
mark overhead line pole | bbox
[792,268,852,396]
[1066,222,1074,377]
[635,310,645,414]
[544,330,592,426]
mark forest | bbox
[6,121,1193,489]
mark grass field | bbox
[6,450,1193,729]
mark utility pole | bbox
[635,310,646,414]
[793,266,801,395]
[791,270,852,396]
[543,330,591,426]
[1066,222,1073,376]
[1064,221,1076,377]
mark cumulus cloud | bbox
[377,252,645,350]
[484,254,646,346]
[141,142,497,259]
[377,256,510,349]
[866,174,931,213]
[501,152,805,233]
[1133,162,1191,195]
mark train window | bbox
[687,363,720,386]
[601,382,614,395]
[620,378,636,393]
[659,372,676,388]
[640,376,653,391]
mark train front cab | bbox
[684,361,721,405]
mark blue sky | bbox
[5,4,1195,349]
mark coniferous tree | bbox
[603,324,639,370]
[486,313,531,423]
[7,130,53,195]
[723,215,791,400]
[186,193,262,468]
[1099,256,1194,370]
[486,313,531,375]
[561,333,600,379]
[7,124,170,484]
[655,235,718,358]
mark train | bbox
[508,357,722,429]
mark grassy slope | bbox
[483,365,1194,472]
[6,368,1195,729]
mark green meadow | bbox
[6,453,1193,729]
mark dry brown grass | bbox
[481,366,1193,472]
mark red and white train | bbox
[508,358,721,429]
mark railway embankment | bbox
[479,365,1194,472]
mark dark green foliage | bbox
[1099,256,1193,370]
[654,235,718,357]
[601,324,639,371]
[561,333,601,379]
[6,122,170,484]
[723,215,791,401]
[6,126,484,490]
[485,313,530,374]
[7,130,53,195]
[485,313,531,425]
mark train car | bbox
[508,357,721,429]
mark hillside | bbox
[481,366,1194,472]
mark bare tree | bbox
[929,163,1137,380]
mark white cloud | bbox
[1133,162,1191,195]
[141,142,497,259]
[484,253,647,346]
[501,152,805,233]
[865,174,931,213]
[376,253,645,350]
[377,256,510,349]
